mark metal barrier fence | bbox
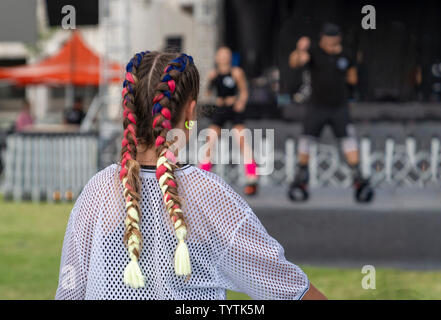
[2,126,440,202]
[211,136,441,188]
[202,120,441,188]
[2,133,98,201]
[99,123,441,188]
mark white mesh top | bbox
[55,164,309,300]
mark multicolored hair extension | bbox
[119,51,199,289]
[120,51,150,288]
[151,53,194,278]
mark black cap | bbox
[321,22,341,36]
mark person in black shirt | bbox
[288,23,373,202]
[201,46,258,196]
[64,97,86,125]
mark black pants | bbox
[303,105,353,138]
[211,105,245,127]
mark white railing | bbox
[211,136,441,188]
[2,133,98,201]
[3,132,440,202]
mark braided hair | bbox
[120,51,199,289]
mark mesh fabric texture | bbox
[55,164,309,300]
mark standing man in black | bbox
[288,23,373,202]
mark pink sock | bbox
[200,161,212,172]
[245,160,257,177]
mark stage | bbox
[236,185,441,270]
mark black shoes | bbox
[353,176,374,203]
[288,180,309,201]
[288,165,309,202]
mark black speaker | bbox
[46,0,99,26]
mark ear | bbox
[185,99,197,121]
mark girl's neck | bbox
[136,145,158,166]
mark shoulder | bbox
[207,69,218,81]
[178,166,252,219]
[68,164,121,233]
[71,164,124,224]
[231,67,245,80]
[177,166,252,245]
[83,164,119,193]
[74,164,121,213]
[337,50,354,69]
[342,50,355,64]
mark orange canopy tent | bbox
[0,31,122,86]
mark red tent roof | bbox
[0,31,122,86]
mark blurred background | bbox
[1,0,441,299]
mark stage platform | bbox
[233,185,441,270]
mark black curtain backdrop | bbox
[222,0,441,102]
[46,0,99,26]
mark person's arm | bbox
[346,66,358,86]
[289,36,311,69]
[415,65,422,86]
[232,67,249,113]
[302,283,327,300]
[217,212,327,300]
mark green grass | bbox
[0,199,72,299]
[1,198,441,300]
